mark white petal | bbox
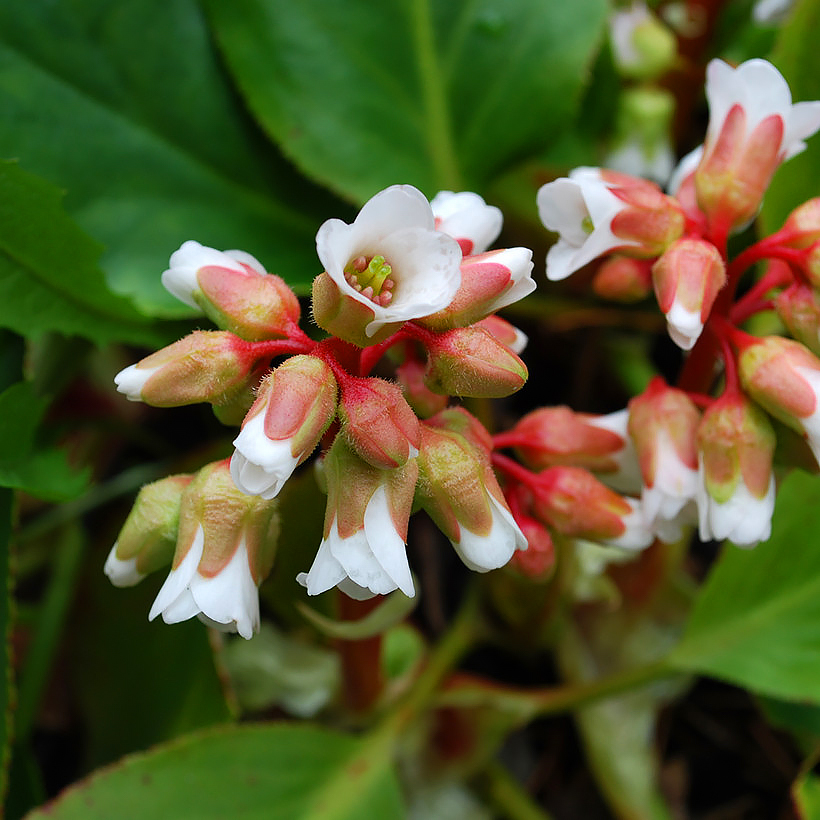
[363,485,415,597]
[537,179,591,245]
[298,537,348,596]
[507,326,528,355]
[148,527,204,622]
[452,495,527,572]
[327,518,398,597]
[231,414,301,499]
[604,497,654,550]
[104,543,145,588]
[793,366,820,463]
[225,249,266,276]
[114,363,159,402]
[668,145,703,196]
[587,409,644,495]
[480,247,537,313]
[431,191,503,254]
[665,301,703,350]
[162,240,246,308]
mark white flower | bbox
[586,408,644,495]
[697,459,775,547]
[297,485,415,599]
[114,363,159,402]
[537,168,639,281]
[753,0,795,24]
[705,59,820,165]
[149,526,260,640]
[231,412,300,500]
[606,497,655,550]
[667,145,703,197]
[162,240,266,309]
[641,428,699,541]
[103,543,145,587]
[430,191,503,255]
[793,366,820,463]
[451,494,527,572]
[316,185,463,338]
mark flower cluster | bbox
[110,186,535,636]
[521,57,820,552]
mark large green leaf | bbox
[670,470,820,701]
[26,723,405,820]
[0,0,329,314]
[760,0,820,234]
[205,0,608,202]
[0,162,163,347]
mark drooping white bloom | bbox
[451,494,528,572]
[586,408,644,495]
[430,190,503,256]
[537,168,636,281]
[149,526,260,640]
[315,185,463,338]
[697,461,775,547]
[104,544,144,587]
[704,59,820,165]
[605,497,654,550]
[297,485,415,599]
[231,413,301,500]
[162,240,266,309]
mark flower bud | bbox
[474,315,528,354]
[738,335,820,463]
[652,238,727,350]
[592,256,653,302]
[774,199,820,288]
[424,325,527,398]
[114,331,265,409]
[696,392,775,546]
[337,376,419,469]
[430,190,503,255]
[505,406,628,473]
[104,475,192,587]
[529,466,652,550]
[775,284,820,355]
[509,515,555,579]
[231,355,338,499]
[298,437,417,599]
[416,411,527,571]
[395,354,449,418]
[163,241,300,340]
[149,460,279,639]
[417,248,535,331]
[628,378,700,539]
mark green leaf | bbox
[795,770,820,819]
[0,0,329,314]
[205,0,608,201]
[26,723,405,820]
[297,588,417,640]
[759,0,820,234]
[0,162,164,346]
[670,470,820,701]
[0,489,13,806]
[0,382,88,501]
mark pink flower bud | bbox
[337,376,419,469]
[104,474,192,587]
[114,331,266,409]
[430,190,503,255]
[417,248,535,330]
[297,437,417,599]
[529,466,652,550]
[163,241,300,340]
[592,256,653,302]
[416,412,527,571]
[696,392,775,546]
[695,59,820,233]
[231,355,338,499]
[424,325,528,398]
[775,284,820,355]
[149,460,279,639]
[652,238,727,350]
[474,315,528,354]
[628,378,700,539]
[504,406,628,473]
[775,199,820,288]
[395,355,449,418]
[738,335,820,463]
[509,516,555,579]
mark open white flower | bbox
[537,168,639,281]
[430,190,503,255]
[297,485,415,599]
[316,185,463,338]
[149,526,260,640]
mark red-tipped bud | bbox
[163,241,300,340]
[775,284,820,355]
[696,392,775,546]
[776,199,820,289]
[417,248,535,330]
[424,325,527,398]
[652,238,727,350]
[738,335,820,464]
[104,474,193,587]
[337,376,419,469]
[628,378,700,538]
[505,406,627,473]
[592,256,653,302]
[231,355,338,499]
[529,466,651,550]
[509,515,555,579]
[474,315,528,354]
[114,331,266,409]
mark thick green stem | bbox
[481,760,556,820]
